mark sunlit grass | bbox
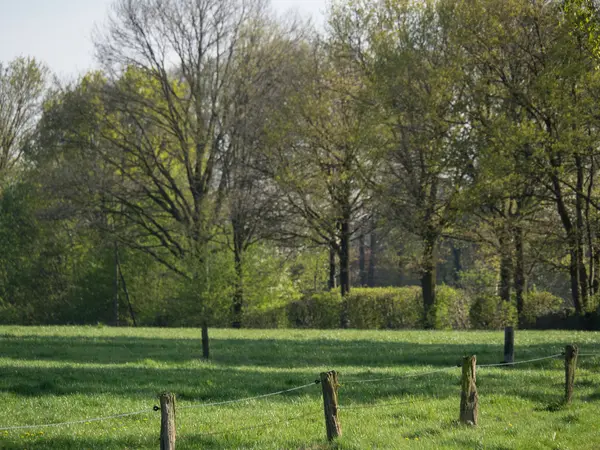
[0,327,600,448]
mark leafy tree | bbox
[0,57,47,187]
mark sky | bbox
[0,0,326,79]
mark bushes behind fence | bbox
[245,286,571,330]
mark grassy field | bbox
[1,327,600,449]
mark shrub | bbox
[344,287,423,329]
[287,290,341,328]
[243,306,289,328]
[430,285,471,330]
[521,288,564,327]
[470,295,517,329]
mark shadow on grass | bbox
[0,332,597,413]
[0,433,331,450]
[0,333,591,369]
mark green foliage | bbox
[521,288,565,326]
[429,285,471,330]
[0,183,73,324]
[241,245,301,328]
[470,295,518,330]
[344,287,424,329]
[288,249,330,293]
[172,244,236,327]
[287,290,342,328]
[458,267,497,299]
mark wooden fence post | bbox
[504,327,514,364]
[160,392,176,450]
[320,370,342,441]
[565,344,578,404]
[460,355,478,426]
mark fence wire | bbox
[1,350,597,433]
[343,366,459,385]
[178,381,319,410]
[0,408,155,432]
[476,353,563,368]
[189,409,320,438]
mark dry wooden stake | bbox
[565,344,578,404]
[504,327,514,364]
[160,392,176,450]
[460,355,478,426]
[320,370,342,441]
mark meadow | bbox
[1,327,600,449]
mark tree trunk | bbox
[117,256,137,327]
[201,321,209,359]
[339,213,351,329]
[113,241,119,327]
[498,230,512,303]
[575,155,589,311]
[359,233,367,286]
[552,173,583,313]
[451,243,462,286]
[328,245,336,291]
[514,224,526,316]
[367,229,376,287]
[593,223,600,295]
[339,221,350,298]
[232,220,244,328]
[421,233,437,327]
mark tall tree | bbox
[265,41,379,321]
[0,57,47,187]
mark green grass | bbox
[1,327,600,449]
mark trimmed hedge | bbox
[470,294,517,329]
[287,291,341,328]
[521,288,564,327]
[344,287,423,329]
[430,285,471,330]
[245,286,564,330]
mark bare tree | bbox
[88,0,287,355]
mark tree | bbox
[37,0,287,355]
[0,57,47,186]
[336,0,473,324]
[265,40,379,326]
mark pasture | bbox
[1,327,600,449]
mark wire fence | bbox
[1,349,598,438]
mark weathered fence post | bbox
[320,370,342,441]
[565,344,578,404]
[160,392,176,450]
[460,355,478,426]
[504,327,514,364]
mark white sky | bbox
[0,0,327,79]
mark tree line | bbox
[2,0,600,350]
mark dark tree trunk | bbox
[116,252,137,327]
[514,224,526,315]
[451,243,462,286]
[575,155,589,311]
[328,244,336,291]
[569,248,582,313]
[113,241,119,327]
[201,321,209,359]
[339,213,351,329]
[232,220,244,328]
[552,173,583,313]
[498,229,512,303]
[594,225,600,295]
[421,233,437,327]
[367,229,376,287]
[359,234,367,286]
[339,221,350,298]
